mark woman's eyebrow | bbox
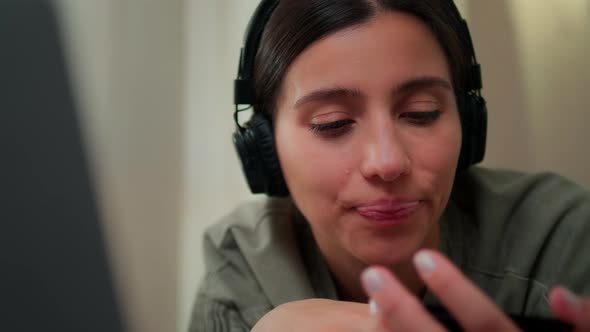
[394,76,452,95]
[293,87,363,109]
[292,76,451,109]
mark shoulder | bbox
[203,197,296,251]
[447,167,590,312]
[451,167,590,228]
[451,166,590,254]
[454,166,588,204]
[196,197,317,326]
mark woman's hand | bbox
[254,249,590,332]
[549,286,590,331]
[362,249,590,332]
[251,298,370,332]
[362,249,519,331]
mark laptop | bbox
[1,1,126,331]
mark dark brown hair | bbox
[253,0,469,118]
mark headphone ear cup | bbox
[457,94,487,171]
[232,113,289,196]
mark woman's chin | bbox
[344,215,435,268]
[352,241,420,268]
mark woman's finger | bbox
[549,286,590,331]
[361,266,446,332]
[412,249,520,332]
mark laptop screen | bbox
[1,1,125,331]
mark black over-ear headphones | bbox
[232,0,487,197]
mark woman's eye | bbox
[309,119,354,136]
[400,111,441,125]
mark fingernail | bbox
[561,288,581,311]
[369,298,379,315]
[362,267,383,293]
[414,250,436,273]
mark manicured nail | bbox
[414,250,436,273]
[561,288,581,311]
[362,267,383,293]
[369,298,379,315]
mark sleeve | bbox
[188,295,250,332]
[541,186,590,297]
[187,215,274,332]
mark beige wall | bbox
[55,1,185,331]
[53,0,590,331]
[467,1,590,187]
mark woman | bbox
[191,0,590,331]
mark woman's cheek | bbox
[301,145,348,192]
[416,120,461,170]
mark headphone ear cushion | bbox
[457,94,487,171]
[232,113,289,196]
[250,114,289,196]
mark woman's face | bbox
[274,12,461,269]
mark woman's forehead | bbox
[278,11,452,107]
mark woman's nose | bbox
[359,123,410,182]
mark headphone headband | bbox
[235,0,483,106]
[235,0,279,105]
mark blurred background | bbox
[21,0,590,331]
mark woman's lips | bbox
[355,200,420,225]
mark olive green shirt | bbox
[190,167,590,331]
